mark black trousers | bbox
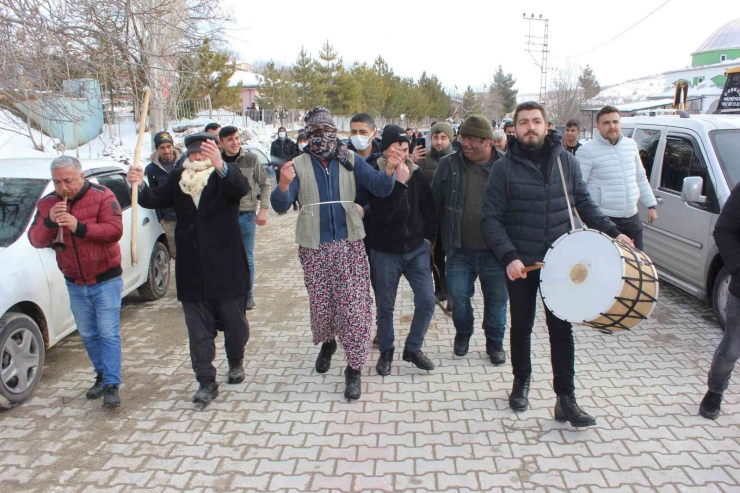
[182,297,250,384]
[609,213,644,250]
[507,270,575,395]
[431,228,446,294]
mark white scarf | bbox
[179,159,216,208]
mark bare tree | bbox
[546,65,586,125]
[0,0,229,145]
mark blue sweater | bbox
[271,153,395,245]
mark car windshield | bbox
[0,178,49,248]
[710,129,740,189]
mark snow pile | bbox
[590,74,669,104]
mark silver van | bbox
[620,115,740,328]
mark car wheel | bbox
[0,313,45,409]
[712,265,732,331]
[138,242,170,300]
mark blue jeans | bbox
[371,242,436,353]
[238,211,256,297]
[446,248,508,343]
[66,277,123,386]
[708,292,740,393]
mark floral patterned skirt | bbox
[298,239,372,371]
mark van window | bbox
[660,136,710,195]
[710,129,740,189]
[96,173,132,210]
[632,128,661,180]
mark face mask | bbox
[278,132,286,139]
[350,134,372,151]
[299,142,307,151]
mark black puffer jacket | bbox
[481,133,619,266]
[714,182,740,298]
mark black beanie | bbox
[153,131,174,149]
[380,124,411,151]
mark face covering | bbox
[278,132,286,139]
[350,134,372,151]
[307,127,338,160]
[299,142,307,151]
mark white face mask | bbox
[350,134,372,151]
[299,142,307,151]
[278,132,286,139]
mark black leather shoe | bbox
[86,372,105,399]
[509,377,530,412]
[453,334,471,356]
[102,384,120,408]
[486,340,506,366]
[376,348,394,376]
[228,359,245,384]
[554,393,596,427]
[403,349,435,370]
[699,391,723,420]
[193,382,219,404]
[344,366,361,400]
[245,296,256,311]
[315,339,337,374]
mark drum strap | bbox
[557,155,585,231]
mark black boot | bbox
[86,372,105,399]
[486,340,506,366]
[453,334,471,357]
[699,391,723,420]
[245,296,256,311]
[344,366,361,400]
[102,384,120,408]
[376,348,394,376]
[315,339,337,374]
[193,382,219,404]
[403,349,435,370]
[554,393,597,427]
[228,359,245,384]
[509,377,530,412]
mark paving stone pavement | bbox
[1,210,739,493]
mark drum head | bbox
[540,230,624,323]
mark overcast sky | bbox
[222,0,740,96]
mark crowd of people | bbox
[28,101,740,427]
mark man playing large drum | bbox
[480,101,633,428]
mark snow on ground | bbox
[592,73,669,104]
[0,109,299,167]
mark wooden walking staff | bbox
[131,87,151,266]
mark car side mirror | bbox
[681,176,707,204]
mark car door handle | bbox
[656,197,664,205]
[142,217,150,226]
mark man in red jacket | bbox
[28,156,124,408]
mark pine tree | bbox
[292,47,321,108]
[318,40,343,112]
[256,61,296,110]
[579,65,601,100]
[186,38,242,112]
[462,86,481,117]
[491,65,518,114]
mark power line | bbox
[558,0,672,58]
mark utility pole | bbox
[524,13,550,105]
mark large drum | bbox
[539,229,659,333]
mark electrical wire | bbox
[558,0,672,58]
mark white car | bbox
[0,159,171,408]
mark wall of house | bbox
[692,49,740,67]
[15,79,104,149]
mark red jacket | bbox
[29,181,124,285]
